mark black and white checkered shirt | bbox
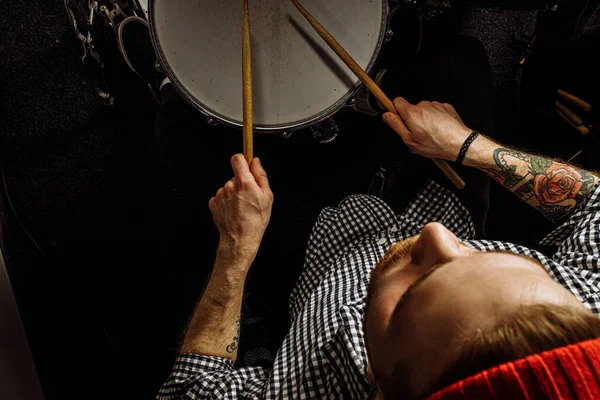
[157,181,600,399]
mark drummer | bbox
[117,15,600,400]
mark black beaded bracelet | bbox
[456,130,480,165]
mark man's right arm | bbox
[382,98,599,223]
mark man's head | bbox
[364,223,600,399]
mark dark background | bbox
[1,0,599,398]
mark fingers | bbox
[393,97,413,122]
[230,154,255,185]
[383,112,411,143]
[250,158,270,191]
[224,178,236,194]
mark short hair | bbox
[383,304,600,399]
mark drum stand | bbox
[64,0,148,103]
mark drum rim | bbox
[149,0,389,133]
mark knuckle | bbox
[238,177,253,188]
[407,139,420,150]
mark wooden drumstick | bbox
[290,0,465,190]
[557,110,589,135]
[558,89,592,112]
[556,100,584,126]
[242,0,254,164]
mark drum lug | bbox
[385,29,394,43]
[310,118,339,144]
[280,131,293,139]
[206,117,219,126]
[345,98,357,108]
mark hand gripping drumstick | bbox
[242,0,254,164]
[290,0,466,190]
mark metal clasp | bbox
[310,118,339,144]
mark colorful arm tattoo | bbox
[483,148,598,223]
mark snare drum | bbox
[149,0,389,134]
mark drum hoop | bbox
[149,0,389,133]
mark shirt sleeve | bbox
[539,183,600,313]
[156,354,269,400]
[541,183,600,272]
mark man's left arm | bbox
[180,154,273,360]
[179,248,249,361]
[157,251,256,399]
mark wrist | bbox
[448,127,476,161]
[460,134,497,168]
[216,239,257,271]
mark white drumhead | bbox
[150,0,386,131]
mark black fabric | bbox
[155,85,233,326]
[381,35,496,239]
